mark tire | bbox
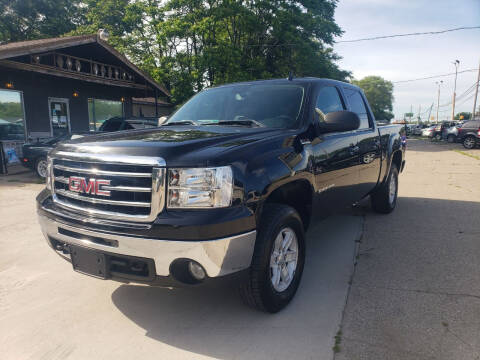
[239,204,305,313]
[35,157,48,178]
[435,133,442,141]
[447,134,455,143]
[463,136,476,149]
[371,164,398,214]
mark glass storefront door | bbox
[48,98,70,137]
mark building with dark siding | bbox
[0,34,171,163]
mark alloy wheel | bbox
[270,227,299,292]
[464,137,475,149]
[37,159,48,178]
[389,171,397,205]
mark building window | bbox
[0,89,25,141]
[88,98,124,131]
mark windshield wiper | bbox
[162,120,197,126]
[207,119,265,128]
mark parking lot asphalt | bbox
[0,170,362,359]
[1,138,478,360]
[337,138,480,360]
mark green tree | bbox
[0,0,84,43]
[454,112,471,120]
[121,0,350,104]
[1,0,350,106]
[353,76,394,121]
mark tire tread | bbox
[239,203,304,312]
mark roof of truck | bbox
[209,77,359,90]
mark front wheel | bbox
[35,157,48,178]
[239,204,305,313]
[463,136,476,149]
[371,165,398,214]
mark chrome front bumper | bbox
[38,214,256,278]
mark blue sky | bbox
[334,0,480,120]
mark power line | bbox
[438,81,478,108]
[337,26,480,43]
[456,92,476,107]
[393,69,478,84]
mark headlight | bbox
[167,166,233,208]
[46,157,53,191]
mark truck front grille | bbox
[50,152,165,222]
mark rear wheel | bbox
[435,133,442,141]
[239,204,305,313]
[463,136,476,149]
[35,157,48,178]
[371,164,398,214]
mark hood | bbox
[52,125,290,166]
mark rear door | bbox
[311,85,360,216]
[459,120,480,139]
[342,87,382,198]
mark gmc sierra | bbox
[37,78,405,312]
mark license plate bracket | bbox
[69,245,108,279]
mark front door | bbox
[48,98,70,137]
[311,85,360,217]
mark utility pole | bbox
[427,103,434,123]
[472,59,480,120]
[451,60,460,120]
[436,80,443,123]
[417,105,421,124]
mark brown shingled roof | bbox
[0,34,170,97]
[0,35,97,60]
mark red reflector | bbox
[23,158,28,162]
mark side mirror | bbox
[318,110,360,133]
[158,116,169,126]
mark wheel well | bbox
[392,150,402,171]
[264,180,313,230]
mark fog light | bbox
[188,261,206,280]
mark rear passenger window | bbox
[343,88,371,129]
[465,121,480,129]
[315,86,344,120]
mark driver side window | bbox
[315,86,345,122]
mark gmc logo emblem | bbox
[68,177,111,197]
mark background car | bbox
[22,132,91,178]
[445,124,461,143]
[411,124,428,136]
[456,120,480,149]
[98,117,158,132]
[421,125,436,137]
[432,121,457,141]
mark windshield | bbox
[167,84,305,128]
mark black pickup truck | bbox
[37,78,405,312]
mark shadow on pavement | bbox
[111,214,362,360]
